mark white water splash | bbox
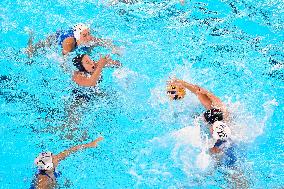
[113,67,149,89]
[227,99,278,143]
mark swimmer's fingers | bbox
[168,79,184,87]
[166,77,178,85]
[111,60,122,67]
[86,136,104,148]
[96,136,104,142]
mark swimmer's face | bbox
[81,55,96,73]
[79,29,92,43]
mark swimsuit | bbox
[30,170,61,189]
[71,74,103,102]
[214,139,237,167]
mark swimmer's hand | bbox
[97,55,111,68]
[167,78,185,87]
[85,137,104,148]
[106,59,122,67]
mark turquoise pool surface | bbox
[0,0,283,188]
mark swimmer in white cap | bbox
[26,23,123,57]
[30,137,103,189]
[167,79,249,187]
[167,79,232,150]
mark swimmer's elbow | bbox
[210,147,221,154]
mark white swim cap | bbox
[34,152,54,171]
[212,121,231,140]
[73,23,89,41]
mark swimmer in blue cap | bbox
[30,137,103,189]
[26,23,123,57]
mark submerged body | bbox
[26,24,122,57]
[31,137,103,189]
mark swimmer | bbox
[72,54,121,87]
[167,79,249,188]
[167,79,232,157]
[26,23,123,57]
[30,136,103,189]
[45,54,120,139]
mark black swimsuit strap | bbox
[74,37,78,48]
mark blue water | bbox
[0,0,283,188]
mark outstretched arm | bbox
[170,79,228,118]
[52,137,103,167]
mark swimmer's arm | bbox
[62,37,76,55]
[52,137,103,167]
[178,80,228,116]
[203,90,229,119]
[176,80,214,110]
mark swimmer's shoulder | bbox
[73,71,90,86]
[34,174,51,189]
[62,37,76,53]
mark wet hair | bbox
[203,108,223,124]
[72,54,87,72]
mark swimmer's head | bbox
[73,54,87,72]
[73,54,97,73]
[34,152,54,171]
[203,108,223,124]
[166,84,186,100]
[73,23,91,43]
[211,121,231,140]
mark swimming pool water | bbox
[0,0,283,188]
